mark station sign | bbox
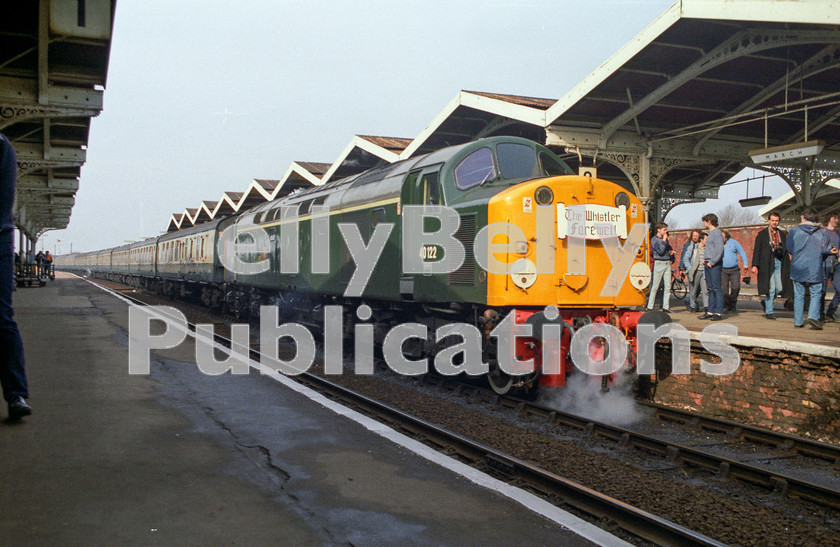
[749,140,825,164]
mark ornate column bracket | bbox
[14,187,59,204]
[754,164,840,208]
[599,152,707,200]
[17,158,83,177]
[0,104,100,130]
[661,197,706,221]
[650,157,695,192]
[600,152,643,198]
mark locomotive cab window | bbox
[421,172,442,206]
[371,207,386,227]
[455,147,496,190]
[539,152,573,176]
[497,143,536,180]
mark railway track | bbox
[640,400,840,462]
[92,277,725,546]
[418,375,840,509]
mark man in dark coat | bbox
[751,211,792,319]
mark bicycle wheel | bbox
[671,278,687,300]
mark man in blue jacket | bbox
[700,213,725,320]
[0,133,31,421]
[679,230,700,311]
[787,208,838,329]
[721,230,749,313]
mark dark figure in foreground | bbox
[0,133,31,421]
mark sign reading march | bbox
[556,204,628,240]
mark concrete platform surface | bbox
[0,274,612,545]
[659,286,839,350]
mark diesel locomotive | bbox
[58,136,657,395]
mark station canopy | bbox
[154,0,840,231]
[0,1,116,241]
[399,1,840,220]
[543,0,840,219]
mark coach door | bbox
[399,167,443,300]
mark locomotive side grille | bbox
[449,214,476,285]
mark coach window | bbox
[454,147,495,190]
[497,143,536,180]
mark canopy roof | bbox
[0,1,116,239]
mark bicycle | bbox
[671,270,687,300]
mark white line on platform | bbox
[77,274,631,547]
[686,330,840,359]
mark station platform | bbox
[663,286,839,355]
[0,274,614,545]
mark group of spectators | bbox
[15,249,53,278]
[647,209,840,330]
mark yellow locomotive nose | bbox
[485,175,649,309]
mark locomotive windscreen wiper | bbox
[478,168,498,186]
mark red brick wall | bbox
[654,342,840,443]
[670,224,765,284]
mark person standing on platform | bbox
[721,230,749,314]
[688,232,708,313]
[679,229,701,311]
[43,250,53,279]
[751,212,792,320]
[700,213,724,320]
[787,208,838,330]
[35,250,44,277]
[0,133,31,421]
[647,222,675,312]
[819,214,839,322]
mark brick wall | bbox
[654,341,840,444]
[669,224,765,285]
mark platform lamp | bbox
[738,175,772,208]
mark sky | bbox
[36,0,790,254]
